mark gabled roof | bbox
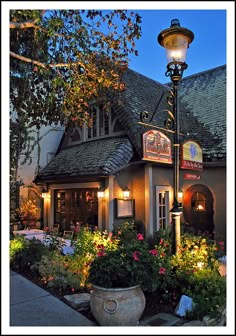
[116,65,226,161]
[35,136,133,181]
[35,65,226,182]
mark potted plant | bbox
[88,233,158,326]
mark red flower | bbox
[97,251,106,257]
[132,251,142,261]
[137,233,144,241]
[149,249,158,256]
[159,267,166,275]
[159,238,164,245]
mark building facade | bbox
[35,65,226,243]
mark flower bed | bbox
[10,221,226,322]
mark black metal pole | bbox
[170,70,182,255]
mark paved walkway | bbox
[10,270,96,326]
[10,269,226,328]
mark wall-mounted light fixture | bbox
[122,186,130,200]
[97,187,105,198]
[178,190,183,207]
[41,187,48,199]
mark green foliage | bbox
[171,233,222,274]
[113,220,138,244]
[72,227,119,258]
[10,236,49,273]
[37,253,82,291]
[10,236,27,264]
[184,269,226,320]
[10,225,226,321]
[88,232,168,292]
[10,9,142,127]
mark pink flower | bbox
[137,233,144,240]
[159,267,166,275]
[97,251,106,257]
[109,232,113,237]
[149,249,158,256]
[159,238,164,245]
[132,251,142,261]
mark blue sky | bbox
[128,9,227,83]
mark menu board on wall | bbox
[115,199,135,218]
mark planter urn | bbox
[90,284,146,326]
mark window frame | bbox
[155,186,172,231]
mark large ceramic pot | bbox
[90,284,146,326]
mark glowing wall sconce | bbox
[41,188,48,199]
[97,187,105,198]
[122,186,130,200]
[178,190,183,207]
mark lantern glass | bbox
[97,187,104,198]
[163,33,189,63]
[123,187,130,199]
[178,191,183,202]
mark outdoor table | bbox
[13,229,74,255]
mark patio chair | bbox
[52,224,60,233]
[63,230,74,240]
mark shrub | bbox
[72,227,119,259]
[112,220,138,244]
[10,236,28,266]
[88,233,173,293]
[183,269,226,320]
[10,236,49,273]
[36,251,95,291]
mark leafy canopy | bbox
[10,9,142,127]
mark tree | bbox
[9,9,142,213]
[10,9,142,127]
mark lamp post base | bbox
[171,213,181,254]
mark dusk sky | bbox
[128,9,227,83]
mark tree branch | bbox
[10,19,39,29]
[10,51,85,70]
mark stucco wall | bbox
[113,164,145,229]
[179,165,226,243]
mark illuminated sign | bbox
[142,130,172,164]
[184,173,201,180]
[181,140,203,171]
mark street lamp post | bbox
[158,19,194,254]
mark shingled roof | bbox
[114,65,226,161]
[36,136,133,181]
[36,65,226,182]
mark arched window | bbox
[191,192,206,211]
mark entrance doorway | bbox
[183,184,214,237]
[54,189,98,232]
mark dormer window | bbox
[67,104,123,145]
[88,104,110,139]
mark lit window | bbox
[191,192,206,211]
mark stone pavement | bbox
[10,270,96,326]
[10,270,226,327]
